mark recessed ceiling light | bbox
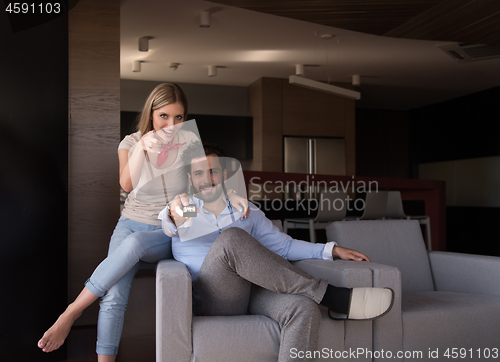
[321,34,334,40]
[200,11,210,28]
[208,65,217,77]
[295,64,304,76]
[139,36,152,52]
[132,60,143,72]
[352,75,361,86]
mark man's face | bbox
[189,154,226,203]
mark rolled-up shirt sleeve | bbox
[322,241,337,261]
[286,238,326,260]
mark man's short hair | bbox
[181,141,226,175]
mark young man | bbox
[158,142,394,361]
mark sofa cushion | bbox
[402,291,500,357]
[326,220,435,293]
[191,315,280,362]
[271,219,283,232]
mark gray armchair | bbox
[326,220,500,361]
[155,223,397,362]
[156,259,391,362]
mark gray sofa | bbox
[156,220,396,362]
[326,220,500,361]
[155,220,500,361]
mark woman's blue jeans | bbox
[84,216,172,356]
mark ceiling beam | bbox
[384,0,500,45]
[209,0,445,35]
[210,0,500,45]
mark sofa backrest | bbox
[272,219,283,232]
[326,220,435,293]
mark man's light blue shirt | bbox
[158,196,335,280]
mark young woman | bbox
[38,83,248,361]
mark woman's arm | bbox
[119,131,161,192]
[118,148,135,192]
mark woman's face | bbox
[151,102,185,143]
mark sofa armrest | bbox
[156,259,193,362]
[293,259,404,358]
[292,259,402,315]
[293,259,401,290]
[429,251,500,296]
[293,259,372,287]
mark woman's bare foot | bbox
[38,305,81,352]
[38,287,98,353]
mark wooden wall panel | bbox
[249,77,356,174]
[261,78,283,172]
[248,79,263,171]
[248,78,283,172]
[344,96,356,176]
[282,81,349,138]
[68,0,120,325]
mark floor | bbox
[63,271,157,362]
[65,326,97,362]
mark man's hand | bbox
[332,246,371,262]
[169,193,198,227]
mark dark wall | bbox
[446,207,500,256]
[356,108,409,178]
[355,88,500,256]
[409,87,500,256]
[1,5,69,362]
[120,110,139,141]
[355,87,500,180]
[120,111,253,160]
[409,87,500,172]
[191,114,253,160]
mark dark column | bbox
[1,3,69,361]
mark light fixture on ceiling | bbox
[208,65,217,77]
[295,64,304,76]
[169,62,179,71]
[139,36,152,52]
[352,74,361,86]
[132,60,143,72]
[289,75,361,100]
[200,11,210,28]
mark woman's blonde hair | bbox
[136,83,188,135]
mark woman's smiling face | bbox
[151,102,185,142]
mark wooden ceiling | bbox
[209,0,500,45]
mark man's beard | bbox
[192,182,224,203]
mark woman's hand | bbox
[227,191,250,219]
[332,246,371,262]
[140,130,162,154]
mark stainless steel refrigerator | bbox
[284,136,346,176]
[284,136,346,200]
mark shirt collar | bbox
[192,194,233,214]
